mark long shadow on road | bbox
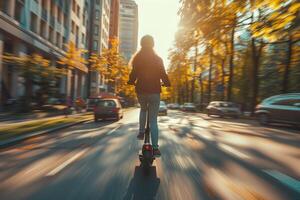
[123,165,160,200]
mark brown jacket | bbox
[128,49,171,94]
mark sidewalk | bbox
[0,107,135,148]
[0,112,93,145]
[0,105,68,124]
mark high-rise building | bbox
[0,0,89,105]
[109,0,120,40]
[87,0,111,96]
[119,0,138,61]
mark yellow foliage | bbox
[89,38,134,98]
[2,53,65,78]
[58,42,88,73]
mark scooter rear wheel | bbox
[141,151,153,175]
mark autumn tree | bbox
[58,42,88,100]
[2,53,64,111]
[170,0,300,113]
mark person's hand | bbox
[161,83,170,87]
[127,81,136,86]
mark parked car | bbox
[207,101,241,118]
[94,98,123,122]
[86,97,101,111]
[167,104,173,109]
[255,93,300,126]
[159,101,168,116]
[180,104,184,110]
[181,103,197,112]
[168,103,180,110]
[174,103,180,109]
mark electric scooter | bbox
[139,106,155,174]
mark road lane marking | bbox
[263,170,300,193]
[219,144,250,159]
[107,125,121,135]
[46,149,88,176]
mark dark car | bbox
[86,98,101,111]
[255,93,300,126]
[94,98,123,122]
[207,101,241,118]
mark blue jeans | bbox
[137,94,160,149]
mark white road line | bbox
[46,149,87,176]
[219,144,250,159]
[107,125,121,135]
[263,170,300,193]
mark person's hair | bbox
[140,35,154,48]
[129,35,156,66]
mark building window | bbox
[71,20,75,33]
[95,10,100,20]
[42,0,47,9]
[76,25,79,47]
[82,33,85,44]
[64,14,68,28]
[94,25,99,35]
[49,27,54,43]
[50,2,55,17]
[14,0,25,24]
[72,0,76,12]
[77,5,80,17]
[93,40,98,51]
[56,32,60,47]
[82,12,86,25]
[0,1,9,14]
[40,20,47,38]
[30,12,38,33]
[57,9,62,23]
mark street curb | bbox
[0,119,91,149]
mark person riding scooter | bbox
[128,35,171,157]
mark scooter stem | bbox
[144,105,150,143]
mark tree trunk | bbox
[250,38,263,114]
[191,42,198,102]
[23,75,33,112]
[282,36,293,93]
[221,58,226,100]
[199,73,204,110]
[208,47,213,103]
[227,18,236,101]
[185,75,189,102]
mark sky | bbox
[135,0,181,67]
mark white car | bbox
[181,103,197,112]
[159,101,167,115]
[207,101,241,118]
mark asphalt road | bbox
[0,109,299,200]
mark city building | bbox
[109,0,120,40]
[87,0,111,97]
[119,0,138,61]
[0,0,89,107]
